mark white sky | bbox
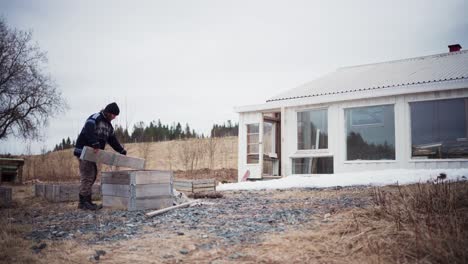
[1,0,467,154]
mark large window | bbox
[297,109,328,150]
[247,124,259,164]
[292,157,333,174]
[410,98,468,159]
[345,105,395,160]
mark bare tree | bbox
[0,18,67,140]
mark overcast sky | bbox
[1,0,467,154]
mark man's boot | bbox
[78,194,85,209]
[89,194,103,210]
[78,194,97,210]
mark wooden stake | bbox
[145,201,195,217]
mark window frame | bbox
[408,96,468,161]
[246,123,260,164]
[344,103,396,161]
[295,107,330,153]
[291,156,334,174]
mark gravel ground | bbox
[11,187,371,247]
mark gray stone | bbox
[179,249,189,255]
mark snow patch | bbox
[218,169,468,191]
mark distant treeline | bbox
[52,120,238,151]
[53,137,75,151]
[210,120,238,137]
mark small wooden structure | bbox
[0,186,12,207]
[174,179,216,193]
[34,183,101,202]
[80,146,145,169]
[0,158,25,184]
[101,170,173,211]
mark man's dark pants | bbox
[79,159,97,196]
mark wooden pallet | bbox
[174,179,216,193]
[102,170,174,211]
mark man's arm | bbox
[108,133,126,155]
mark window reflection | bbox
[411,98,468,159]
[292,157,333,174]
[247,124,259,164]
[297,109,328,150]
[345,105,395,160]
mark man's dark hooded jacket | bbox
[73,112,125,158]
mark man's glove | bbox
[120,149,127,156]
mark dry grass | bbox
[231,180,468,264]
[367,180,468,263]
[21,137,238,183]
[0,210,36,264]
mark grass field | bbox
[20,136,238,183]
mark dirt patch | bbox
[1,181,467,263]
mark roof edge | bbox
[236,79,468,113]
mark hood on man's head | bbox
[104,102,120,115]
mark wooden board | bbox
[174,178,216,193]
[80,146,145,169]
[102,195,173,211]
[101,170,172,185]
[35,184,46,197]
[135,170,173,185]
[101,171,131,185]
[102,184,131,197]
[136,184,173,197]
[0,186,12,208]
[34,183,101,202]
[102,184,172,199]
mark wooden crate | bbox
[34,183,101,202]
[174,179,216,193]
[102,170,173,211]
[0,186,12,207]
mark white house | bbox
[235,45,468,181]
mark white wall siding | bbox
[238,88,468,181]
[280,88,468,176]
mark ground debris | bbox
[188,192,223,199]
[14,187,369,246]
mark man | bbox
[73,102,127,210]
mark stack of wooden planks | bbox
[102,170,174,211]
[174,179,216,193]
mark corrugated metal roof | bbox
[267,50,468,102]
